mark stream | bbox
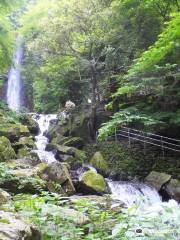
[32,114,166,209]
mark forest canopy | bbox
[0,0,179,136]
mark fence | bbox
[102,126,180,156]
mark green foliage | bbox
[98,107,161,140]
[129,13,180,75]
[111,201,180,239]
[4,193,117,240]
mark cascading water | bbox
[31,114,178,211]
[7,35,23,112]
[32,114,57,163]
[107,179,161,207]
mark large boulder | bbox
[0,123,30,142]
[165,179,180,202]
[90,151,109,177]
[46,143,87,165]
[12,136,36,152]
[0,189,11,204]
[145,171,171,191]
[39,162,75,196]
[0,162,47,194]
[0,211,41,240]
[0,137,16,162]
[19,114,39,135]
[79,170,107,194]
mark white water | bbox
[107,179,161,207]
[31,114,177,212]
[7,35,23,112]
[32,114,57,163]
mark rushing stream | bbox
[32,114,165,208]
[7,35,23,112]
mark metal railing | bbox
[103,126,180,155]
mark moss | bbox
[90,152,109,176]
[74,149,87,163]
[84,142,180,180]
[17,147,30,158]
[81,170,107,193]
[0,136,16,162]
[34,163,49,175]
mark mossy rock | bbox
[0,188,11,205]
[80,170,107,194]
[0,123,30,141]
[19,114,39,135]
[39,162,75,196]
[13,136,36,152]
[0,136,16,162]
[90,151,109,177]
[62,137,84,148]
[17,146,31,158]
[145,171,171,191]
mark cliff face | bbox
[0,75,8,101]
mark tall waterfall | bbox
[7,35,23,112]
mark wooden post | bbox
[128,128,131,147]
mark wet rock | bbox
[0,189,11,204]
[165,179,180,202]
[90,151,109,177]
[0,136,16,162]
[0,211,41,240]
[78,170,107,194]
[19,114,39,135]
[145,171,171,191]
[39,162,75,196]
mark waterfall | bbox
[32,114,57,163]
[7,35,23,112]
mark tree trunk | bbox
[89,62,97,141]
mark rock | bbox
[8,157,40,168]
[40,203,89,225]
[79,170,107,194]
[19,114,39,135]
[0,137,16,162]
[165,179,180,202]
[90,151,109,177]
[62,137,84,148]
[0,166,47,194]
[39,162,75,196]
[47,144,87,165]
[54,145,75,156]
[12,136,36,152]
[0,211,41,240]
[0,123,30,142]
[145,171,171,191]
[0,189,11,204]
[17,146,30,158]
[58,207,89,225]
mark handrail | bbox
[103,126,180,154]
[121,126,180,142]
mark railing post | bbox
[143,132,146,155]
[161,136,165,158]
[115,127,118,142]
[128,128,131,147]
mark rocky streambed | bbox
[0,108,180,239]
